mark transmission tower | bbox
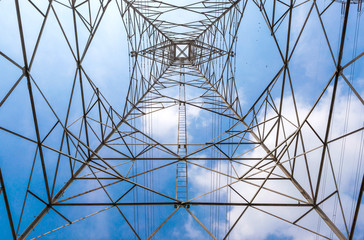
[0,0,363,239]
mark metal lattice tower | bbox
[0,0,363,239]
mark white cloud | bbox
[184,215,206,239]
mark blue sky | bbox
[0,0,364,239]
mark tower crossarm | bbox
[119,0,172,42]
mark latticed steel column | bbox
[1,0,363,239]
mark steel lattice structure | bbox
[0,0,363,239]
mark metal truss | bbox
[0,0,363,239]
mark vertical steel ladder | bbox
[176,66,188,202]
